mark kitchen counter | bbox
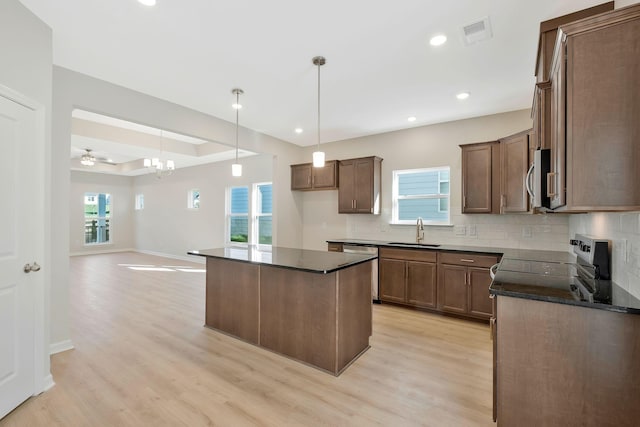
[328,238,640,314]
[189,246,374,375]
[189,246,377,274]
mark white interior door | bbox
[0,93,39,418]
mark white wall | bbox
[570,213,640,298]
[0,0,53,373]
[69,171,135,255]
[300,110,570,252]
[133,154,272,260]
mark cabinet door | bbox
[500,132,530,213]
[406,261,437,309]
[338,160,355,213]
[437,264,468,314]
[354,158,373,213]
[462,143,498,213]
[549,45,566,209]
[312,160,338,189]
[468,267,493,319]
[379,258,406,303]
[291,164,312,190]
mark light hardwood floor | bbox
[1,252,494,427]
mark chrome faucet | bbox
[416,217,424,243]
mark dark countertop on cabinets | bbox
[188,246,377,274]
[327,238,640,314]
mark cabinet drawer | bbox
[438,252,499,268]
[379,247,437,263]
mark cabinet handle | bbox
[547,172,556,197]
[464,273,467,285]
[460,259,475,263]
[463,195,466,209]
[490,318,496,340]
[467,272,471,286]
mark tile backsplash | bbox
[570,213,640,299]
[345,212,570,252]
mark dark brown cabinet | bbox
[327,242,343,252]
[290,160,338,191]
[338,156,382,214]
[499,130,530,213]
[461,141,500,214]
[437,252,499,320]
[379,247,437,309]
[547,5,640,212]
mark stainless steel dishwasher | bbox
[342,244,380,303]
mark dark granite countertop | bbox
[327,238,640,314]
[188,246,377,274]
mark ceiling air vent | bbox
[462,16,493,46]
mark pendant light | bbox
[231,88,243,177]
[312,56,326,168]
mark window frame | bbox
[226,182,273,247]
[252,182,273,248]
[188,189,200,210]
[226,186,249,246]
[84,192,112,245]
[391,167,451,226]
[135,193,144,211]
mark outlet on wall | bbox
[468,225,477,237]
[522,226,532,238]
[454,225,466,236]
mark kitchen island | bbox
[188,246,376,375]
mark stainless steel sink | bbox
[387,242,441,247]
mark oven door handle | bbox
[489,263,499,280]
[525,162,535,200]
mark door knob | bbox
[23,262,41,273]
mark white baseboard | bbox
[70,248,136,257]
[49,339,74,355]
[135,249,206,264]
[41,374,55,393]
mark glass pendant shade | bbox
[232,163,242,177]
[313,151,325,168]
[143,158,151,167]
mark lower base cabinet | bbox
[437,252,499,321]
[378,247,498,320]
[379,248,437,309]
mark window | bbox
[188,189,200,209]
[226,182,273,246]
[135,194,144,210]
[228,186,249,243]
[84,192,111,244]
[253,183,272,245]
[392,167,450,225]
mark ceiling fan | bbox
[79,148,116,166]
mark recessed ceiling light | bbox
[456,92,470,100]
[295,128,303,134]
[232,103,242,110]
[138,0,156,6]
[429,34,447,46]
[407,116,417,122]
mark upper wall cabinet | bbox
[534,2,613,83]
[290,160,338,191]
[500,130,531,214]
[461,141,500,214]
[338,156,382,214]
[548,4,640,211]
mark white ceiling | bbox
[21,0,610,148]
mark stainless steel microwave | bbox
[526,148,551,209]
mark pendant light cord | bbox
[317,61,321,152]
[235,91,239,164]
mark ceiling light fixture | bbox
[456,92,470,100]
[312,56,326,168]
[138,0,156,6]
[295,128,303,134]
[80,149,96,166]
[429,34,447,46]
[231,88,243,177]
[144,130,175,178]
[407,116,417,122]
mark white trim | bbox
[70,247,136,257]
[135,249,206,265]
[49,340,74,355]
[39,375,55,393]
